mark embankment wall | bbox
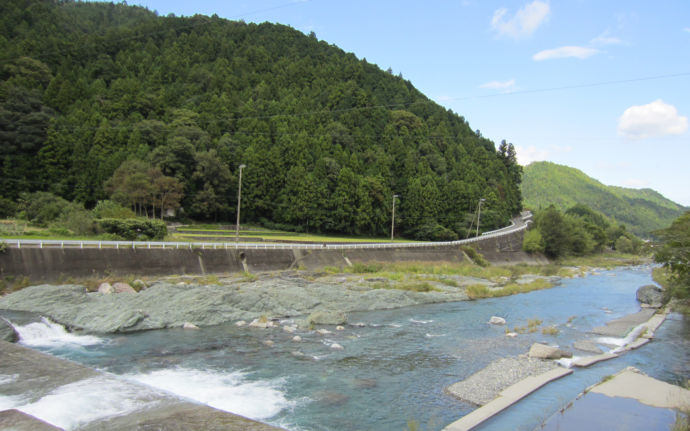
[0,229,537,282]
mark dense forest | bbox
[0,0,522,240]
[522,162,686,237]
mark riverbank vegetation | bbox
[523,204,645,259]
[653,211,690,311]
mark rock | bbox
[573,340,603,354]
[0,318,19,342]
[528,343,572,359]
[307,310,348,325]
[316,329,332,335]
[292,335,302,342]
[505,332,518,338]
[112,282,136,294]
[636,285,663,307]
[351,322,366,327]
[291,350,305,357]
[283,325,297,333]
[249,318,274,329]
[263,339,274,347]
[235,320,247,327]
[182,322,199,330]
[97,283,114,294]
[488,316,506,325]
[330,343,344,350]
[336,325,345,331]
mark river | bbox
[1,265,688,430]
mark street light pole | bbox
[235,164,246,243]
[391,194,399,241]
[476,198,486,237]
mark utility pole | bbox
[391,194,399,241]
[235,164,246,243]
[476,198,486,237]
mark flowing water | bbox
[1,265,688,430]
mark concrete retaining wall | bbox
[0,229,536,282]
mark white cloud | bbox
[591,32,623,45]
[515,144,571,166]
[533,46,600,60]
[479,79,516,91]
[491,1,550,39]
[618,99,688,139]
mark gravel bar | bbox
[446,356,560,406]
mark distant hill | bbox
[522,162,686,236]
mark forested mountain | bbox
[0,0,522,240]
[522,162,686,236]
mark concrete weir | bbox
[0,341,283,431]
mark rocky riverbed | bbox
[0,270,556,334]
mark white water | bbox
[6,377,161,430]
[596,322,649,353]
[12,317,104,347]
[124,367,296,420]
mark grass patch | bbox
[466,279,554,299]
[372,281,440,293]
[542,326,559,336]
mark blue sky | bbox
[124,0,690,206]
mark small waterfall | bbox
[10,317,104,348]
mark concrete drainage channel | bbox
[442,307,674,431]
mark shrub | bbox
[96,218,167,240]
[461,246,489,267]
[92,200,135,219]
[17,192,70,226]
[523,228,545,254]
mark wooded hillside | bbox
[522,161,685,236]
[0,0,522,240]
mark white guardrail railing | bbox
[0,223,527,251]
[1,213,531,251]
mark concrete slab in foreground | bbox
[443,367,572,431]
[0,341,283,431]
[591,367,690,410]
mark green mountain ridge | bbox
[1,0,521,240]
[522,161,686,236]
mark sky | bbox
[123,0,690,206]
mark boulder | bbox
[488,316,506,325]
[235,320,247,327]
[112,282,136,294]
[336,325,345,331]
[283,325,297,333]
[0,318,19,343]
[292,335,302,342]
[316,329,332,335]
[307,310,348,325]
[528,343,573,359]
[182,322,199,330]
[636,285,663,307]
[97,283,114,294]
[263,339,274,347]
[330,343,344,351]
[249,318,274,329]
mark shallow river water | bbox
[2,265,689,430]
